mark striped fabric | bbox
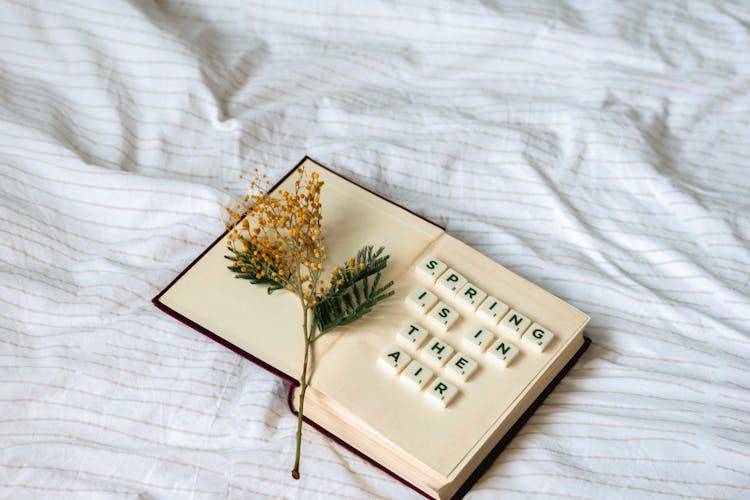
[2,1,749,498]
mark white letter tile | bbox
[425,378,459,408]
[379,345,412,374]
[396,322,429,349]
[406,287,438,314]
[477,296,509,324]
[446,352,478,382]
[400,360,434,391]
[487,338,519,367]
[462,327,495,353]
[498,309,531,337]
[522,323,555,352]
[436,268,468,295]
[426,301,460,333]
[456,283,487,310]
[422,337,455,369]
[417,256,448,282]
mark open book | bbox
[153,157,590,499]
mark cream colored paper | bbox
[158,159,442,380]
[311,233,589,479]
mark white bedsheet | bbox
[1,1,749,498]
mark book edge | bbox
[285,381,435,500]
[450,335,592,499]
[286,336,592,500]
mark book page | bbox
[157,159,443,380]
[311,233,589,477]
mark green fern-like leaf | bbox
[225,245,286,294]
[313,245,395,334]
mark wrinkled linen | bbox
[1,1,749,498]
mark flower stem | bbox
[292,306,314,479]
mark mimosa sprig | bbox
[225,166,394,479]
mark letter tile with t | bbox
[396,322,429,349]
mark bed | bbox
[1,1,749,498]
